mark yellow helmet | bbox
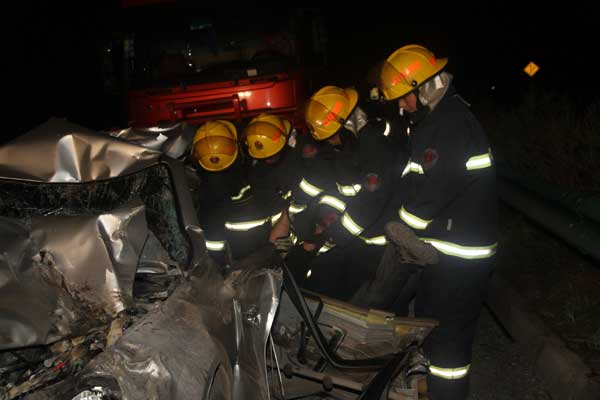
[244,113,291,159]
[380,44,448,100]
[191,120,238,171]
[304,86,358,140]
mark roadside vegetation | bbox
[479,89,600,191]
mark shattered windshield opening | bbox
[0,163,189,266]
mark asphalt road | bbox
[468,306,551,399]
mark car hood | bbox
[0,117,161,183]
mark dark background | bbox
[9,3,599,142]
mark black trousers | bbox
[304,237,385,301]
[351,245,494,400]
[417,255,493,400]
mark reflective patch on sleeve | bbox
[317,241,335,254]
[383,120,390,136]
[205,240,226,251]
[401,159,424,177]
[363,235,387,245]
[420,238,498,259]
[341,212,364,235]
[299,178,324,197]
[336,182,362,196]
[318,195,346,212]
[225,218,269,231]
[429,364,470,380]
[282,190,292,200]
[402,162,410,177]
[466,152,493,170]
[231,185,252,201]
[289,203,307,214]
[270,212,283,225]
[399,206,432,230]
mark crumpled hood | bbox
[0,117,161,183]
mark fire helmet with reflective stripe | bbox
[244,113,291,159]
[305,86,358,141]
[192,120,238,171]
[380,44,448,100]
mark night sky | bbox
[9,3,599,142]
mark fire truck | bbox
[109,3,326,128]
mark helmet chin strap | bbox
[343,106,368,137]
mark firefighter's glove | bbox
[384,221,438,266]
[273,235,292,258]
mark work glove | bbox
[273,235,293,258]
[384,221,438,266]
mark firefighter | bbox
[242,113,302,257]
[288,85,397,299]
[191,120,271,264]
[373,44,498,399]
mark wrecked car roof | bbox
[0,118,162,183]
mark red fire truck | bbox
[115,3,325,128]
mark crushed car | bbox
[0,118,436,399]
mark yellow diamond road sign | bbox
[524,62,540,77]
